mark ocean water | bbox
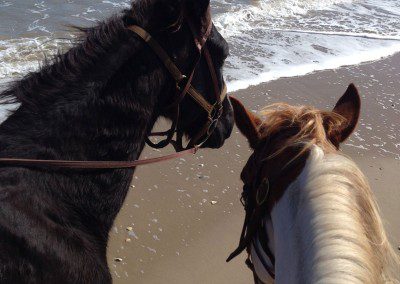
[0,0,400,91]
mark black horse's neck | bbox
[0,1,232,282]
[0,15,171,241]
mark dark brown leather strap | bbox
[146,105,180,149]
[227,148,310,281]
[203,46,221,103]
[128,24,228,152]
[0,147,197,169]
[128,25,185,82]
[127,25,218,116]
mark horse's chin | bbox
[201,136,224,149]
[201,122,233,149]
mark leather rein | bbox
[0,17,227,170]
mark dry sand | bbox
[107,53,400,283]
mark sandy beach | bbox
[107,53,400,283]
[0,44,398,284]
[0,1,399,283]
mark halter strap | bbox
[127,25,185,82]
[128,25,224,116]
[128,24,227,151]
[227,148,310,280]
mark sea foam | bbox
[0,0,399,91]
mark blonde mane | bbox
[257,103,400,283]
[258,103,345,158]
[295,147,400,283]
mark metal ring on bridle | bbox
[210,101,223,120]
[207,118,219,136]
[206,101,223,135]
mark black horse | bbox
[0,0,233,283]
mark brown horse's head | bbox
[231,83,361,206]
[226,84,361,277]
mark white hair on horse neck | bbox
[281,145,400,283]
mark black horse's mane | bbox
[0,0,183,109]
[0,15,127,106]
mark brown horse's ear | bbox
[329,83,361,145]
[230,97,262,149]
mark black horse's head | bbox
[128,0,233,149]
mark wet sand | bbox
[108,52,400,283]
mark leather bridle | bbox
[226,142,310,283]
[0,8,228,170]
[129,12,227,152]
[227,151,277,283]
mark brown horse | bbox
[228,84,400,283]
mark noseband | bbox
[129,14,227,152]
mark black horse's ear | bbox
[185,0,212,47]
[185,0,210,15]
[148,0,184,30]
[195,0,211,15]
